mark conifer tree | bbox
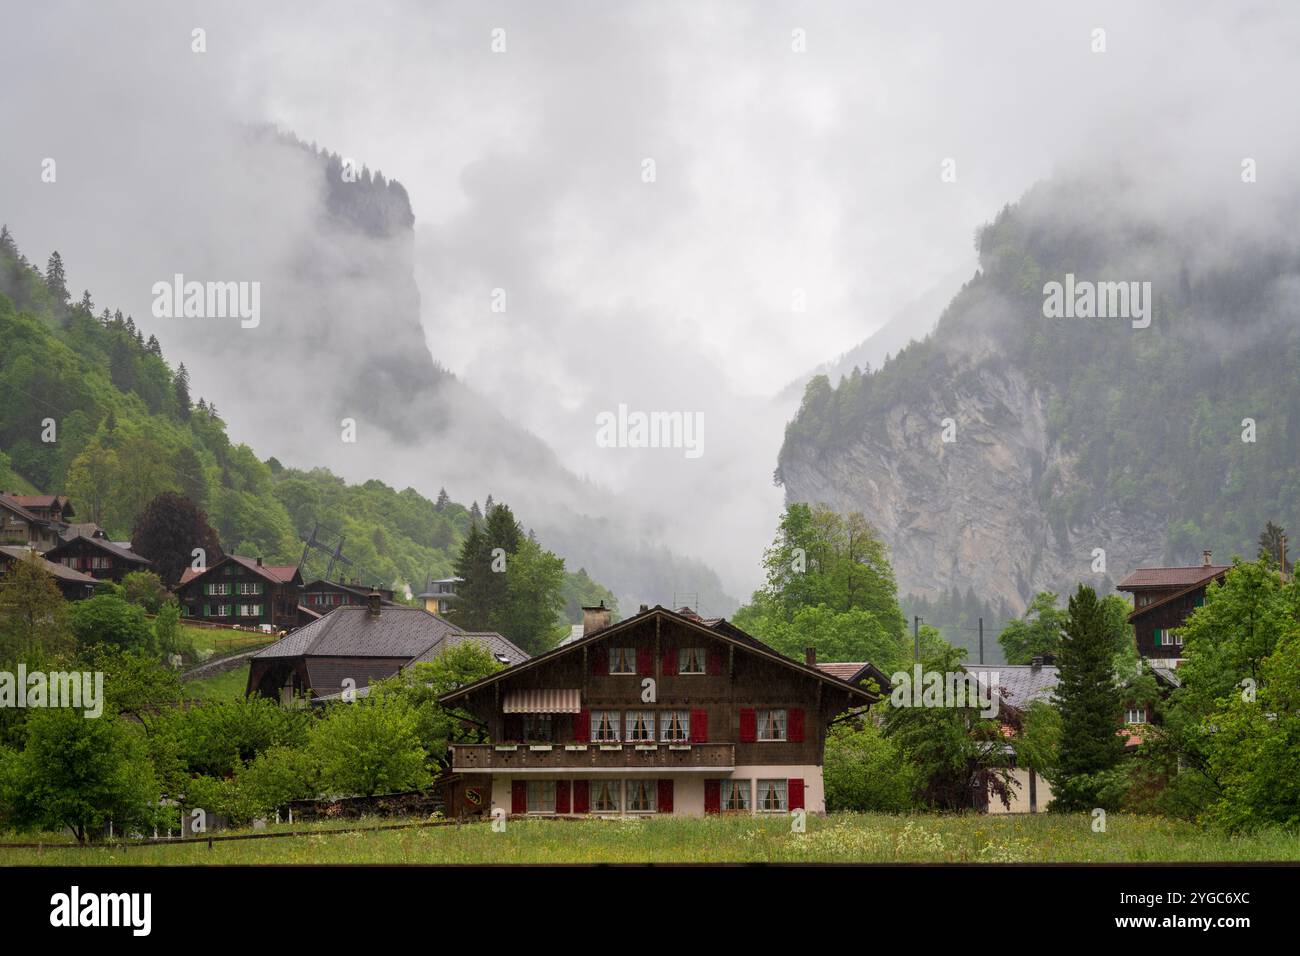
[44,250,69,304]
[1052,584,1126,811]
[174,363,192,420]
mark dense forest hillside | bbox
[777,170,1300,611]
[0,226,614,624]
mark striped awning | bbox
[502,688,581,714]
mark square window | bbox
[722,779,751,812]
[756,779,788,812]
[625,711,655,742]
[591,710,621,742]
[526,781,555,813]
[678,648,705,674]
[625,779,657,812]
[659,710,691,742]
[757,709,787,741]
[609,647,636,674]
[590,779,621,813]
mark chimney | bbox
[1202,549,1212,567]
[256,556,264,567]
[582,601,611,636]
[805,646,817,666]
[639,603,649,613]
[367,588,382,617]
[1030,654,1044,672]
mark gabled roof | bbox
[253,605,464,660]
[1116,565,1230,590]
[61,523,106,540]
[963,663,1060,713]
[7,494,72,515]
[0,495,50,526]
[0,546,99,584]
[439,605,884,707]
[47,533,150,565]
[815,660,893,690]
[1127,572,1227,622]
[413,629,529,667]
[178,554,300,586]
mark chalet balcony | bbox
[451,742,735,773]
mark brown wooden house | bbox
[45,533,151,584]
[300,578,398,614]
[246,598,528,703]
[0,493,66,552]
[176,554,304,629]
[1117,550,1230,666]
[438,604,884,819]
[0,545,98,600]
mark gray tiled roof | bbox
[964,664,1060,711]
[253,605,461,660]
[0,546,99,583]
[414,629,530,666]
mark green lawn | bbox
[180,662,250,701]
[3,813,1297,865]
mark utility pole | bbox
[978,616,984,665]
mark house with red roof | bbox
[175,553,304,630]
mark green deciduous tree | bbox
[308,698,430,797]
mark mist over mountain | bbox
[777,164,1300,612]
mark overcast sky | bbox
[4,1,1299,598]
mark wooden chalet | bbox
[175,554,304,629]
[1117,550,1230,667]
[246,596,528,703]
[301,578,398,615]
[45,533,151,584]
[0,545,98,600]
[438,604,884,819]
[0,493,67,552]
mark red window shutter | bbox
[704,780,721,813]
[573,780,589,814]
[662,647,677,676]
[706,649,724,676]
[504,716,523,741]
[637,647,653,676]
[511,780,527,814]
[591,645,608,675]
[739,708,757,743]
[788,778,805,811]
[555,779,571,814]
[574,709,590,742]
[657,779,674,814]
[690,709,708,743]
[788,708,805,743]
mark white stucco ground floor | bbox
[474,765,826,817]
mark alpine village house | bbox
[439,604,883,818]
[176,554,305,630]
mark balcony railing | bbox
[451,742,735,773]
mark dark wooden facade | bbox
[441,606,882,817]
[1117,558,1229,662]
[45,534,150,584]
[175,554,303,629]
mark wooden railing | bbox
[451,742,735,772]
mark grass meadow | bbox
[3,813,1297,865]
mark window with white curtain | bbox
[659,710,690,742]
[591,710,621,742]
[526,781,556,813]
[591,779,621,812]
[757,709,787,741]
[756,779,787,812]
[609,647,636,674]
[625,779,657,812]
[722,779,751,811]
[625,711,655,742]
[678,647,705,674]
